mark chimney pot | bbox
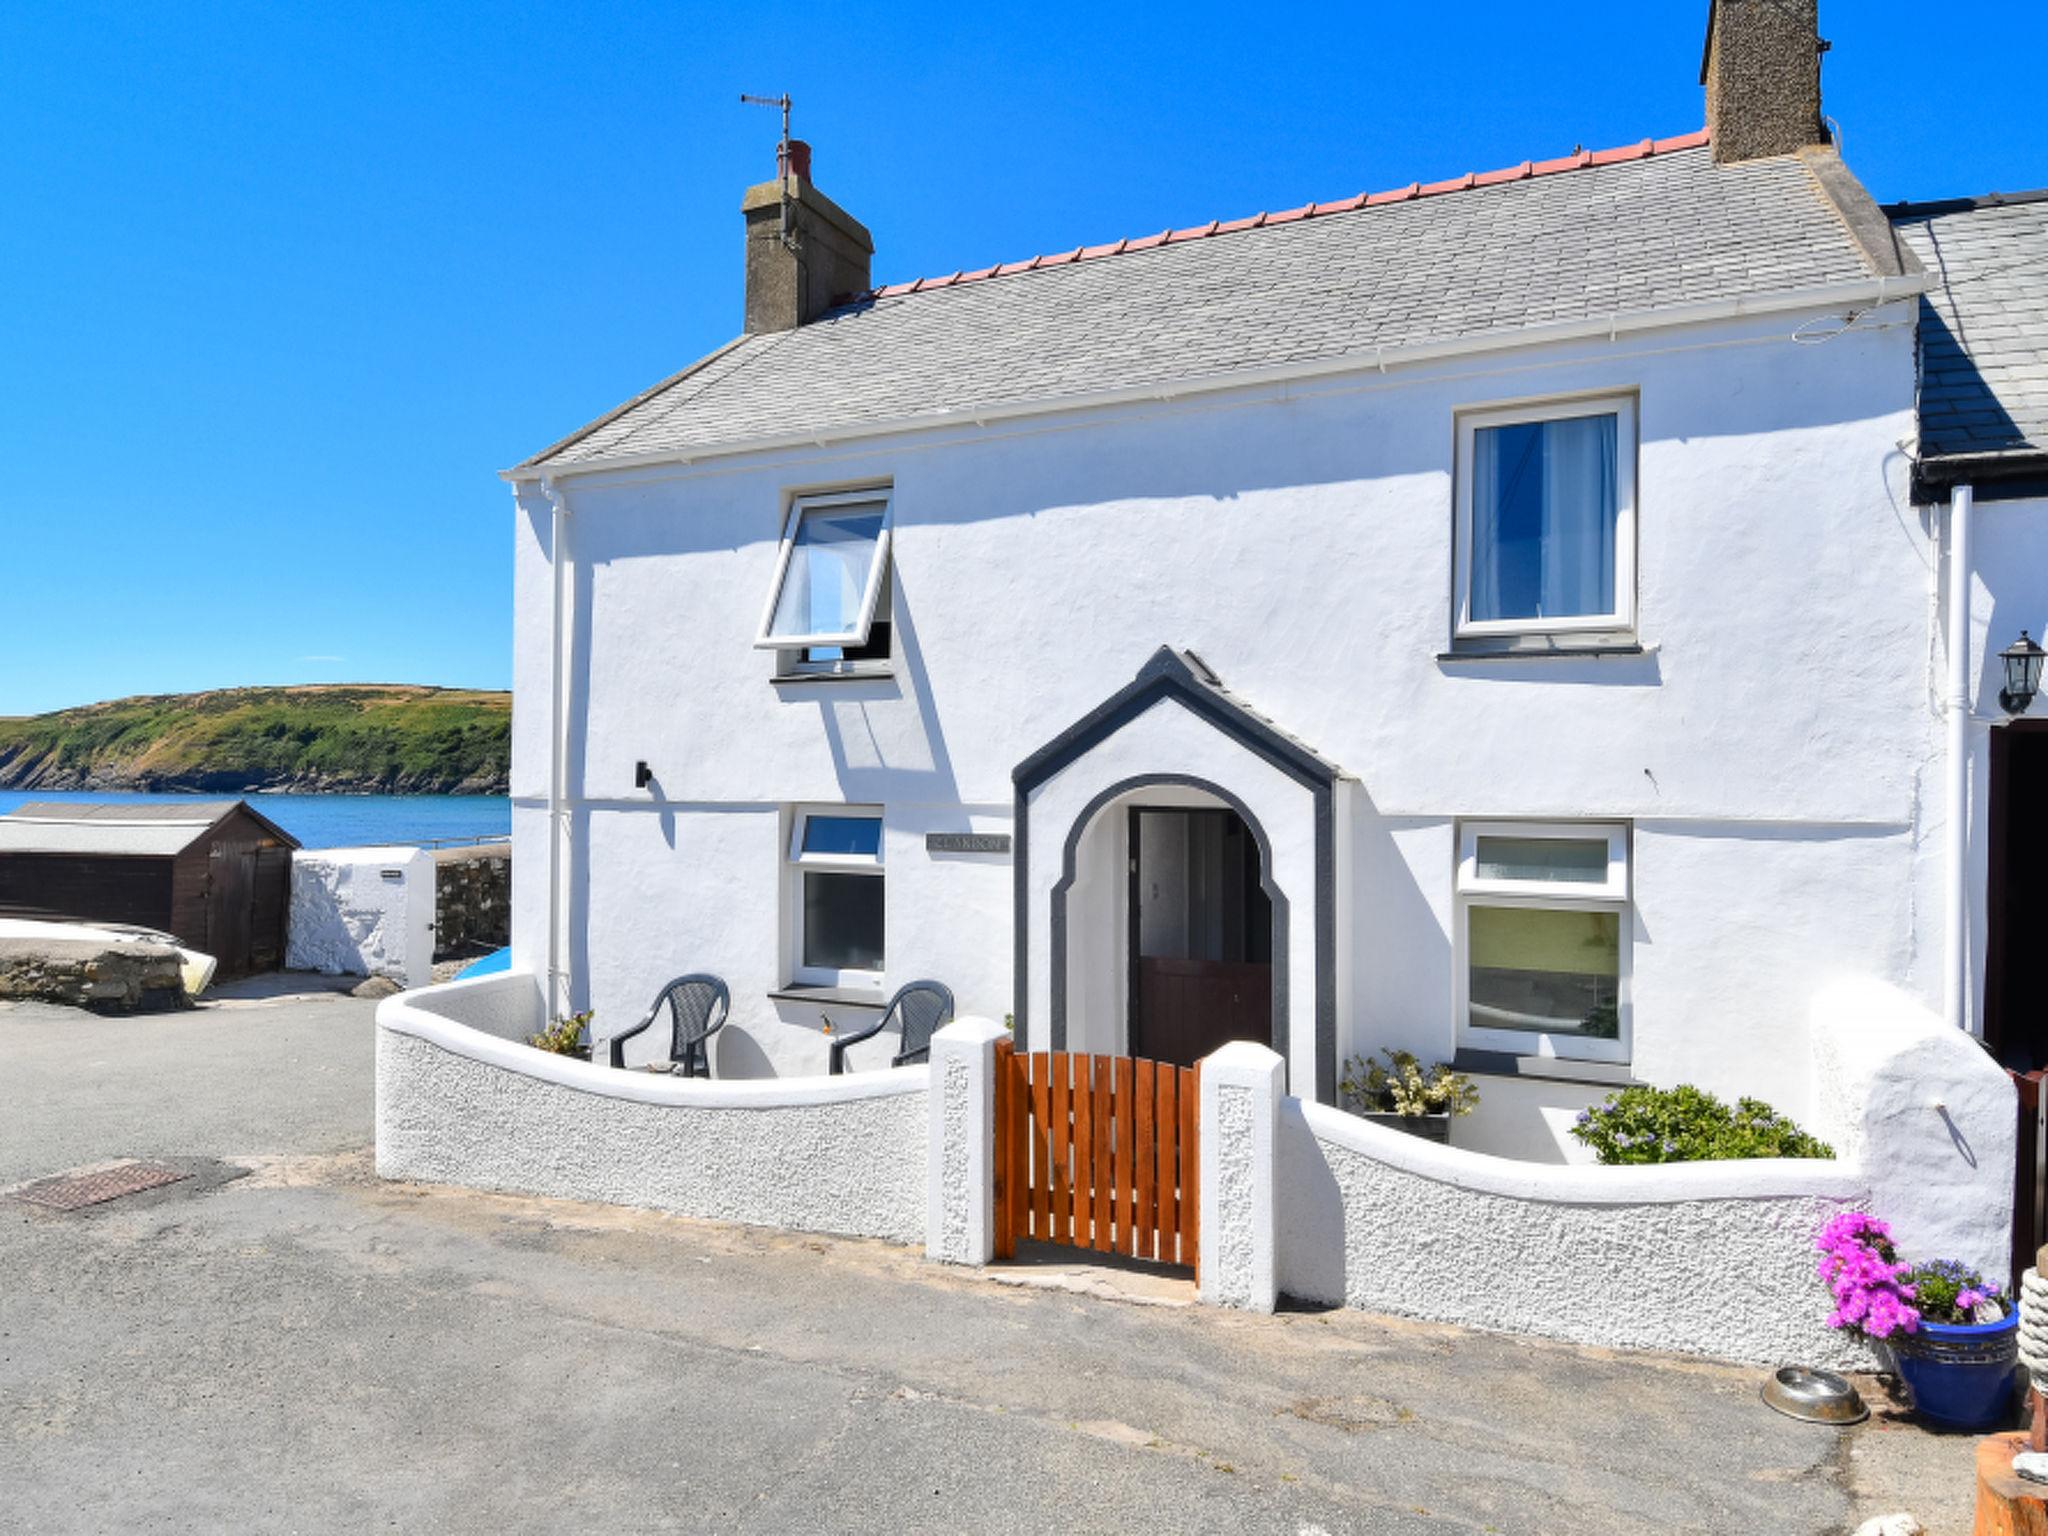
[779,138,812,183]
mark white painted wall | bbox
[288,847,434,987]
[509,303,1990,1136]
[376,971,929,1243]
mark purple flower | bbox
[1815,1210,1921,1341]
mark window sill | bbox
[1452,1048,1639,1089]
[770,668,896,687]
[1437,638,1649,663]
[768,983,890,1011]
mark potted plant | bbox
[1338,1050,1478,1143]
[529,1009,594,1062]
[1816,1211,2018,1430]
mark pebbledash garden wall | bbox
[375,971,2011,1369]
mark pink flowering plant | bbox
[1815,1212,2010,1340]
[1815,1212,1919,1339]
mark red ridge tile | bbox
[861,125,1711,300]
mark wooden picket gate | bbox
[992,1041,1199,1273]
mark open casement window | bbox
[1455,822,1630,1063]
[786,808,885,987]
[1454,396,1637,640]
[756,491,893,654]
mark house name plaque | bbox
[925,832,1012,856]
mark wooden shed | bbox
[0,800,299,978]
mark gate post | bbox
[926,1018,1008,1266]
[1198,1041,1284,1313]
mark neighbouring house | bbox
[369,0,2043,1352]
[0,799,298,978]
[1886,189,2048,1071]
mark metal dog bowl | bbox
[1761,1366,1868,1425]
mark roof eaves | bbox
[1883,188,2048,220]
[513,268,1925,485]
[513,336,751,475]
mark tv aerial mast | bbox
[739,92,797,251]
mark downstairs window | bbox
[787,808,885,986]
[1455,822,1629,1063]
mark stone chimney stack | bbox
[741,140,874,333]
[1701,0,1831,164]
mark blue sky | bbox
[3,1,2041,716]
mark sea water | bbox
[0,790,509,850]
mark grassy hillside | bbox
[0,685,510,794]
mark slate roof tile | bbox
[527,136,1895,471]
[1890,195,2048,457]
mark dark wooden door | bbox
[1128,807,1273,1069]
[1135,957,1271,1066]
[1988,723,2048,1068]
[207,844,256,978]
[249,846,292,973]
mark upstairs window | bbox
[787,808,885,985]
[756,491,893,653]
[1455,397,1636,639]
[1456,822,1629,1063]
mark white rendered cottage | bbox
[491,4,2043,1167]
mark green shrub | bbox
[1569,1084,1832,1165]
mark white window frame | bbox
[1457,821,1629,901]
[785,805,886,989]
[1454,820,1631,1064]
[1453,394,1637,640]
[754,489,894,652]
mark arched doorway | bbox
[1129,804,1273,1067]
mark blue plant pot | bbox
[1889,1312,2020,1430]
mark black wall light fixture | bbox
[635,761,654,789]
[2000,632,2045,716]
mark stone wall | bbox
[432,845,510,959]
[0,939,187,1011]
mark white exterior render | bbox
[481,5,2048,1182]
[500,290,1969,1153]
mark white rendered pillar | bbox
[1199,1040,1285,1312]
[925,1018,1007,1265]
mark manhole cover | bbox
[11,1161,190,1211]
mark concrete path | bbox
[0,994,1976,1534]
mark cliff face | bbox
[0,685,510,795]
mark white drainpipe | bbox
[540,476,574,1021]
[1943,481,1975,1034]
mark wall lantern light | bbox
[2000,631,2046,716]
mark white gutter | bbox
[539,476,573,1021]
[1943,481,1974,1034]
[502,274,1927,484]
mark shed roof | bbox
[0,799,298,856]
[520,133,1915,476]
[1888,191,2048,465]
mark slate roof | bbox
[522,133,1910,473]
[1889,192,2048,461]
[0,800,295,856]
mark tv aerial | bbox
[740,92,798,251]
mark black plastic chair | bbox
[606,973,730,1076]
[827,979,955,1075]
